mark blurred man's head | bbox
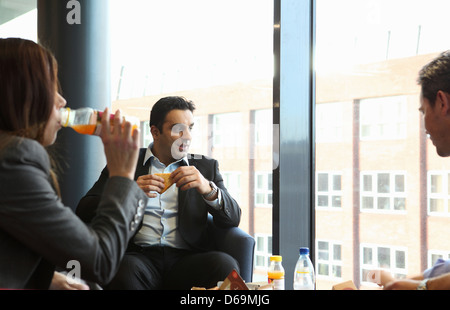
[418,51,450,157]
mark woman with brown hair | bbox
[0,38,147,289]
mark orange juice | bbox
[61,107,139,136]
[72,124,97,135]
[268,271,285,283]
[268,255,285,290]
[71,122,139,136]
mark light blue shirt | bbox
[424,258,450,279]
[133,145,222,249]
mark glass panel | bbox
[318,263,329,276]
[377,197,390,210]
[333,265,342,278]
[317,195,329,207]
[333,175,342,191]
[318,241,329,260]
[256,236,265,251]
[394,198,406,211]
[396,251,405,269]
[331,196,341,208]
[430,199,444,213]
[448,173,450,193]
[377,173,390,193]
[316,0,450,289]
[395,175,405,192]
[318,173,328,192]
[333,244,342,260]
[431,175,442,193]
[362,197,374,210]
[363,175,372,192]
[363,248,372,265]
[378,247,391,268]
[110,0,274,282]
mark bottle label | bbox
[94,124,102,136]
[268,278,285,290]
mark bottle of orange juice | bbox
[60,107,139,136]
[268,255,285,290]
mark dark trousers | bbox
[105,245,240,290]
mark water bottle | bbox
[293,247,315,290]
[268,255,285,290]
[60,107,139,136]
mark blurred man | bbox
[372,51,450,290]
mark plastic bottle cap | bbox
[299,247,309,255]
[270,255,282,262]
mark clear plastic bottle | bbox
[268,255,285,290]
[60,107,139,136]
[293,247,315,290]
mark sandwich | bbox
[154,173,174,194]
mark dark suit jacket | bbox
[76,148,241,251]
[0,137,148,289]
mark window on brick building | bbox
[316,172,342,209]
[317,240,343,279]
[360,244,407,286]
[360,172,406,212]
[428,171,450,214]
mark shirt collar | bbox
[143,143,189,167]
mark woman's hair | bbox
[0,38,58,144]
[0,38,61,195]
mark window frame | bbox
[316,171,343,210]
[360,244,408,285]
[360,171,407,213]
[316,240,343,280]
[427,170,450,216]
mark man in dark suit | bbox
[76,96,241,289]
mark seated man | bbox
[76,96,241,289]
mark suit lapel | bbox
[177,157,191,214]
[134,148,150,180]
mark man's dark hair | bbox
[150,96,196,132]
[418,50,450,106]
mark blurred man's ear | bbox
[435,90,450,116]
[150,125,160,139]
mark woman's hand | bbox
[100,108,139,180]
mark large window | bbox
[110,0,274,281]
[316,0,450,289]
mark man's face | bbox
[156,109,194,161]
[419,91,450,157]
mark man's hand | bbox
[136,174,165,198]
[49,271,90,290]
[171,166,211,195]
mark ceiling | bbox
[0,0,36,25]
